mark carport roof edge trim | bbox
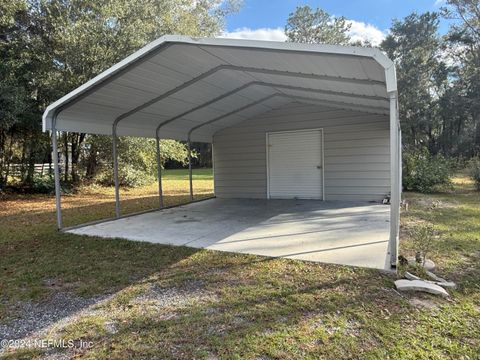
[42,35,397,133]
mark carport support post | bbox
[211,142,215,196]
[155,131,164,208]
[187,136,194,201]
[389,91,400,267]
[112,121,120,218]
[51,114,62,230]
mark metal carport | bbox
[42,36,401,268]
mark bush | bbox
[403,149,453,193]
[469,157,480,191]
[94,164,153,188]
[31,174,56,194]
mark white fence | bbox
[7,163,55,177]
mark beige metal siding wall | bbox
[213,102,390,201]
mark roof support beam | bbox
[115,64,386,128]
[187,92,389,141]
[277,94,389,114]
[152,81,387,140]
[187,93,279,139]
[151,81,387,135]
[155,81,270,139]
[264,83,388,102]
[234,65,385,86]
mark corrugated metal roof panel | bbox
[42,36,396,142]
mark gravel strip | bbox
[0,292,108,341]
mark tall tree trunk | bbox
[0,130,5,185]
[25,135,36,185]
[4,137,13,185]
[70,133,85,183]
[20,140,26,182]
[474,110,480,156]
[47,135,52,177]
[85,137,98,180]
[71,134,77,183]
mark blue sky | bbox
[221,0,449,45]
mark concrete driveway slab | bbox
[67,198,391,270]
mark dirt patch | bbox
[409,297,441,310]
[409,198,459,209]
[132,280,218,311]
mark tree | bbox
[80,135,193,186]
[445,0,480,39]
[0,0,51,186]
[381,12,446,153]
[0,0,238,189]
[442,0,480,155]
[285,5,351,45]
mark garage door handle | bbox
[317,165,322,169]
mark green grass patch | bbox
[162,168,213,180]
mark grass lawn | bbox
[160,168,214,180]
[0,171,479,359]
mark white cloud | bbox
[434,0,446,6]
[346,20,386,46]
[219,21,386,47]
[219,27,287,42]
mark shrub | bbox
[94,164,153,188]
[403,149,453,193]
[31,174,56,194]
[469,157,480,191]
[409,224,436,266]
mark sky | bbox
[220,0,449,46]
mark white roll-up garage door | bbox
[267,129,324,199]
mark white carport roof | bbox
[42,35,397,143]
